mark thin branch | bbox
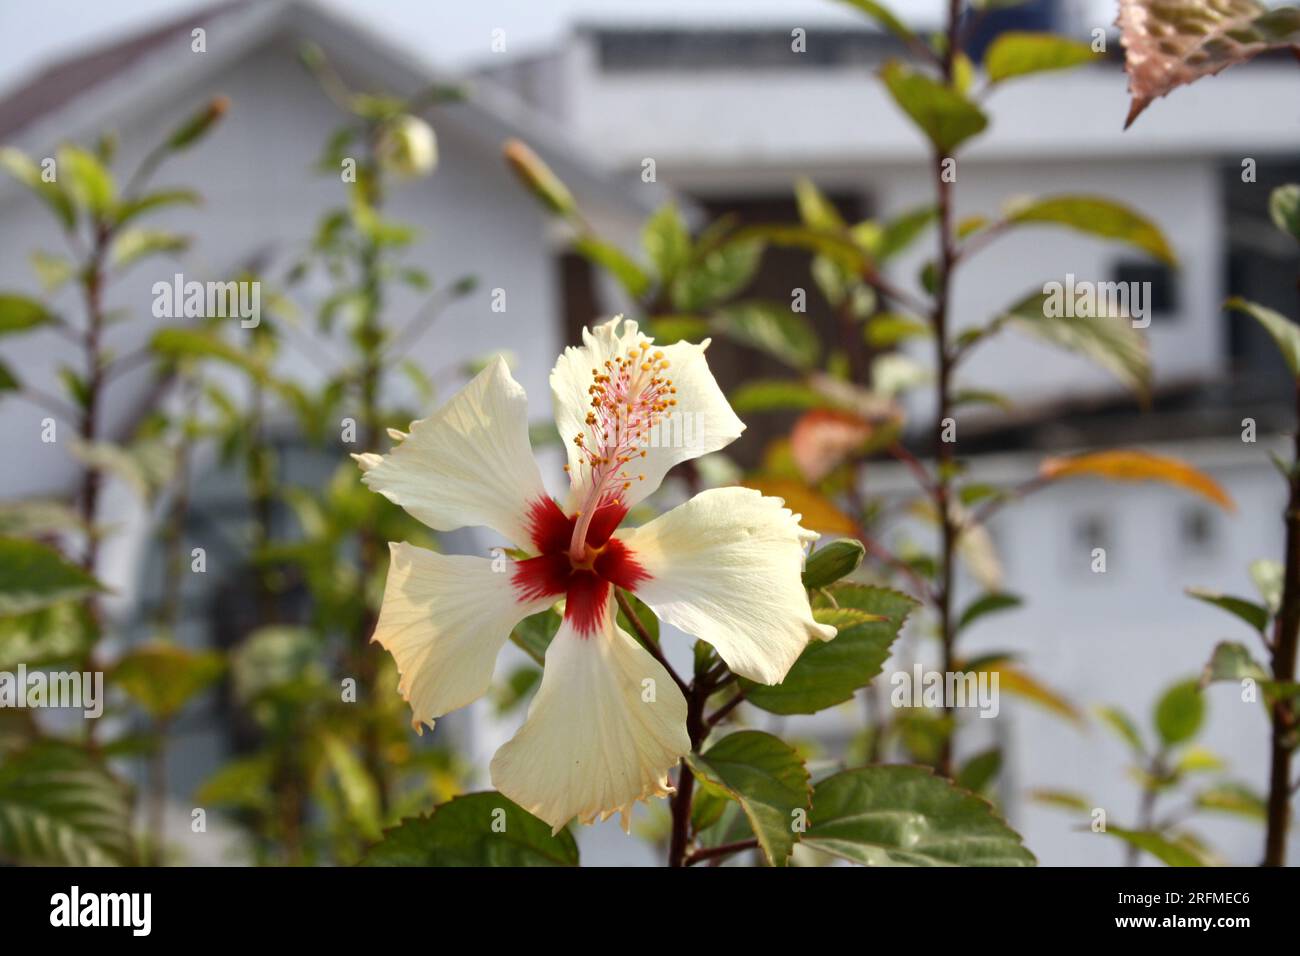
[856,526,936,607]
[861,267,932,318]
[889,441,940,503]
[384,279,474,358]
[16,386,80,422]
[684,837,759,866]
[969,475,1050,528]
[616,589,689,699]
[954,218,1012,265]
[103,346,156,384]
[706,687,748,727]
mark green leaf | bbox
[729,379,828,414]
[111,229,189,269]
[956,748,1002,793]
[743,585,916,715]
[1029,788,1092,811]
[867,314,930,347]
[1195,782,1267,821]
[504,138,577,218]
[644,315,708,343]
[686,731,810,866]
[0,147,75,230]
[802,539,866,588]
[879,60,989,154]
[804,765,1035,866]
[231,626,326,705]
[1153,679,1204,747]
[833,0,920,48]
[1227,297,1300,378]
[0,295,54,336]
[151,328,267,383]
[573,234,651,300]
[510,606,561,666]
[112,189,201,228]
[69,439,172,500]
[29,251,76,293]
[1005,196,1176,265]
[1185,587,1269,633]
[671,237,762,311]
[984,32,1097,83]
[164,96,228,151]
[1174,745,1224,774]
[874,205,937,260]
[0,602,94,670]
[112,643,225,719]
[794,177,846,231]
[730,224,868,273]
[0,741,133,865]
[957,592,1022,633]
[1098,826,1205,867]
[0,537,102,615]
[615,591,659,644]
[321,733,382,842]
[1001,289,1151,399]
[1270,183,1300,242]
[1200,641,1269,685]
[0,500,81,537]
[1249,558,1284,614]
[1095,705,1145,755]
[642,203,692,283]
[195,754,274,812]
[57,145,116,218]
[714,301,819,370]
[952,388,1012,411]
[0,361,16,393]
[362,792,578,866]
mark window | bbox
[1111,260,1177,322]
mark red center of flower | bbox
[512,497,648,634]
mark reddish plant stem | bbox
[931,0,962,779]
[667,654,714,868]
[667,689,707,868]
[616,590,689,698]
[1264,384,1300,866]
[685,837,759,866]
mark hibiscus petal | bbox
[489,604,690,834]
[356,357,547,549]
[373,543,553,733]
[618,487,836,684]
[550,316,744,509]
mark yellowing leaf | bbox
[1039,450,1234,512]
[969,661,1083,724]
[742,478,858,535]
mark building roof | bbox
[0,0,662,215]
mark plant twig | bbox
[684,837,759,866]
[707,687,748,727]
[1263,383,1300,866]
[616,589,689,699]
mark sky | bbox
[0,0,1019,96]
